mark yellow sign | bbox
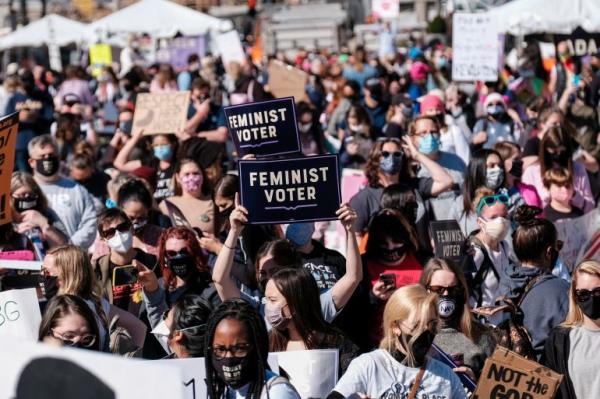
[90,43,112,77]
[0,112,19,225]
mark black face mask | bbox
[167,255,195,279]
[35,156,60,177]
[407,329,436,368]
[437,295,464,327]
[211,355,252,389]
[42,275,59,300]
[578,294,600,320]
[14,196,38,212]
[377,245,407,263]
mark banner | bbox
[372,0,400,19]
[239,155,341,224]
[0,338,185,398]
[216,30,246,67]
[473,347,562,399]
[267,60,309,102]
[555,27,600,57]
[0,112,18,225]
[452,13,500,82]
[132,92,190,135]
[276,349,339,399]
[430,220,465,265]
[156,358,207,399]
[224,97,300,157]
[0,288,41,342]
[156,36,206,72]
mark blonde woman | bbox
[328,285,466,399]
[419,258,496,379]
[41,245,147,351]
[544,260,600,399]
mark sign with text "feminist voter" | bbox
[224,97,300,157]
[239,155,341,224]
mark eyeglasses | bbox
[413,130,440,138]
[212,343,251,359]
[476,194,510,215]
[165,248,191,259]
[381,151,402,158]
[574,287,600,303]
[101,221,131,239]
[427,285,463,297]
[51,330,97,348]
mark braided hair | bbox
[204,299,269,398]
[171,295,213,358]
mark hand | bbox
[241,153,256,160]
[131,127,145,141]
[472,131,488,145]
[346,141,359,155]
[110,130,128,147]
[21,210,49,230]
[372,280,395,301]
[229,193,248,234]
[401,135,420,160]
[453,366,476,381]
[135,260,159,293]
[199,233,223,254]
[336,203,357,232]
[194,98,210,114]
[15,221,36,234]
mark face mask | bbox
[133,219,148,233]
[436,57,447,69]
[299,122,312,133]
[167,254,195,279]
[14,196,38,212]
[35,156,60,177]
[264,303,291,331]
[119,120,133,134]
[481,216,510,241]
[550,185,573,204]
[401,106,414,119]
[285,223,315,247]
[418,133,440,155]
[407,329,436,367]
[348,123,364,134]
[486,166,504,190]
[212,355,252,389]
[107,230,133,254]
[486,104,505,117]
[181,174,203,193]
[378,245,406,263]
[578,294,600,320]
[153,145,173,161]
[380,154,403,175]
[42,275,59,300]
[437,295,464,327]
[105,198,117,209]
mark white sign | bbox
[156,358,207,399]
[452,13,500,81]
[216,30,246,67]
[372,0,400,19]
[276,349,339,399]
[0,260,42,271]
[0,288,41,341]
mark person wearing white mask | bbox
[472,93,522,150]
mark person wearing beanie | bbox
[472,92,521,150]
[408,62,430,114]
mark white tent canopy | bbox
[87,0,233,38]
[487,0,600,35]
[0,14,87,50]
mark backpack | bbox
[260,375,294,399]
[108,315,142,358]
[462,236,501,308]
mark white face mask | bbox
[151,320,173,356]
[107,230,133,254]
[480,217,510,242]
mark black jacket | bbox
[542,326,577,399]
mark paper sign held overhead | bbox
[239,155,341,225]
[372,0,400,19]
[224,97,300,157]
[133,92,190,135]
[0,112,19,225]
[216,30,246,67]
[452,13,500,82]
[267,60,309,102]
[0,288,42,342]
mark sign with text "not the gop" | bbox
[239,155,341,224]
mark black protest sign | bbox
[239,155,340,224]
[224,97,300,157]
[555,27,600,57]
[430,220,465,264]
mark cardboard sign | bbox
[372,0,400,19]
[0,288,42,342]
[452,13,500,82]
[473,347,562,399]
[0,338,185,398]
[239,155,341,225]
[216,30,246,67]
[156,358,207,399]
[267,60,308,102]
[224,97,300,157]
[430,220,465,264]
[555,27,600,57]
[0,112,18,225]
[276,349,339,399]
[133,92,190,135]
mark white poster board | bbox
[156,358,207,399]
[0,338,185,398]
[216,30,246,67]
[372,0,400,19]
[275,349,339,399]
[452,13,500,82]
[0,288,41,341]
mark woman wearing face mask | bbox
[500,205,570,359]
[521,106,564,169]
[350,138,453,238]
[205,299,300,398]
[472,93,521,150]
[328,285,467,399]
[137,226,221,330]
[39,294,101,351]
[522,126,594,213]
[11,171,68,252]
[339,105,374,169]
[542,167,583,222]
[420,258,496,379]
[159,158,215,235]
[544,260,600,399]
[297,101,327,156]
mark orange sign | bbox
[0,112,19,225]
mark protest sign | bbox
[0,338,185,398]
[0,259,42,271]
[156,36,206,71]
[239,155,341,225]
[156,358,207,399]
[0,288,41,342]
[429,343,477,394]
[554,209,600,271]
[473,347,562,399]
[276,349,339,399]
[216,30,246,67]
[268,60,309,102]
[372,0,400,19]
[555,27,600,57]
[430,220,465,265]
[132,91,190,135]
[89,43,112,78]
[224,97,300,157]
[0,112,18,226]
[452,13,500,82]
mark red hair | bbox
[157,226,207,290]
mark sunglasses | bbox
[165,248,191,259]
[101,221,131,239]
[381,151,402,158]
[427,285,463,297]
[574,287,600,303]
[52,330,96,348]
[476,194,510,215]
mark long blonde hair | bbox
[562,260,600,327]
[380,284,438,366]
